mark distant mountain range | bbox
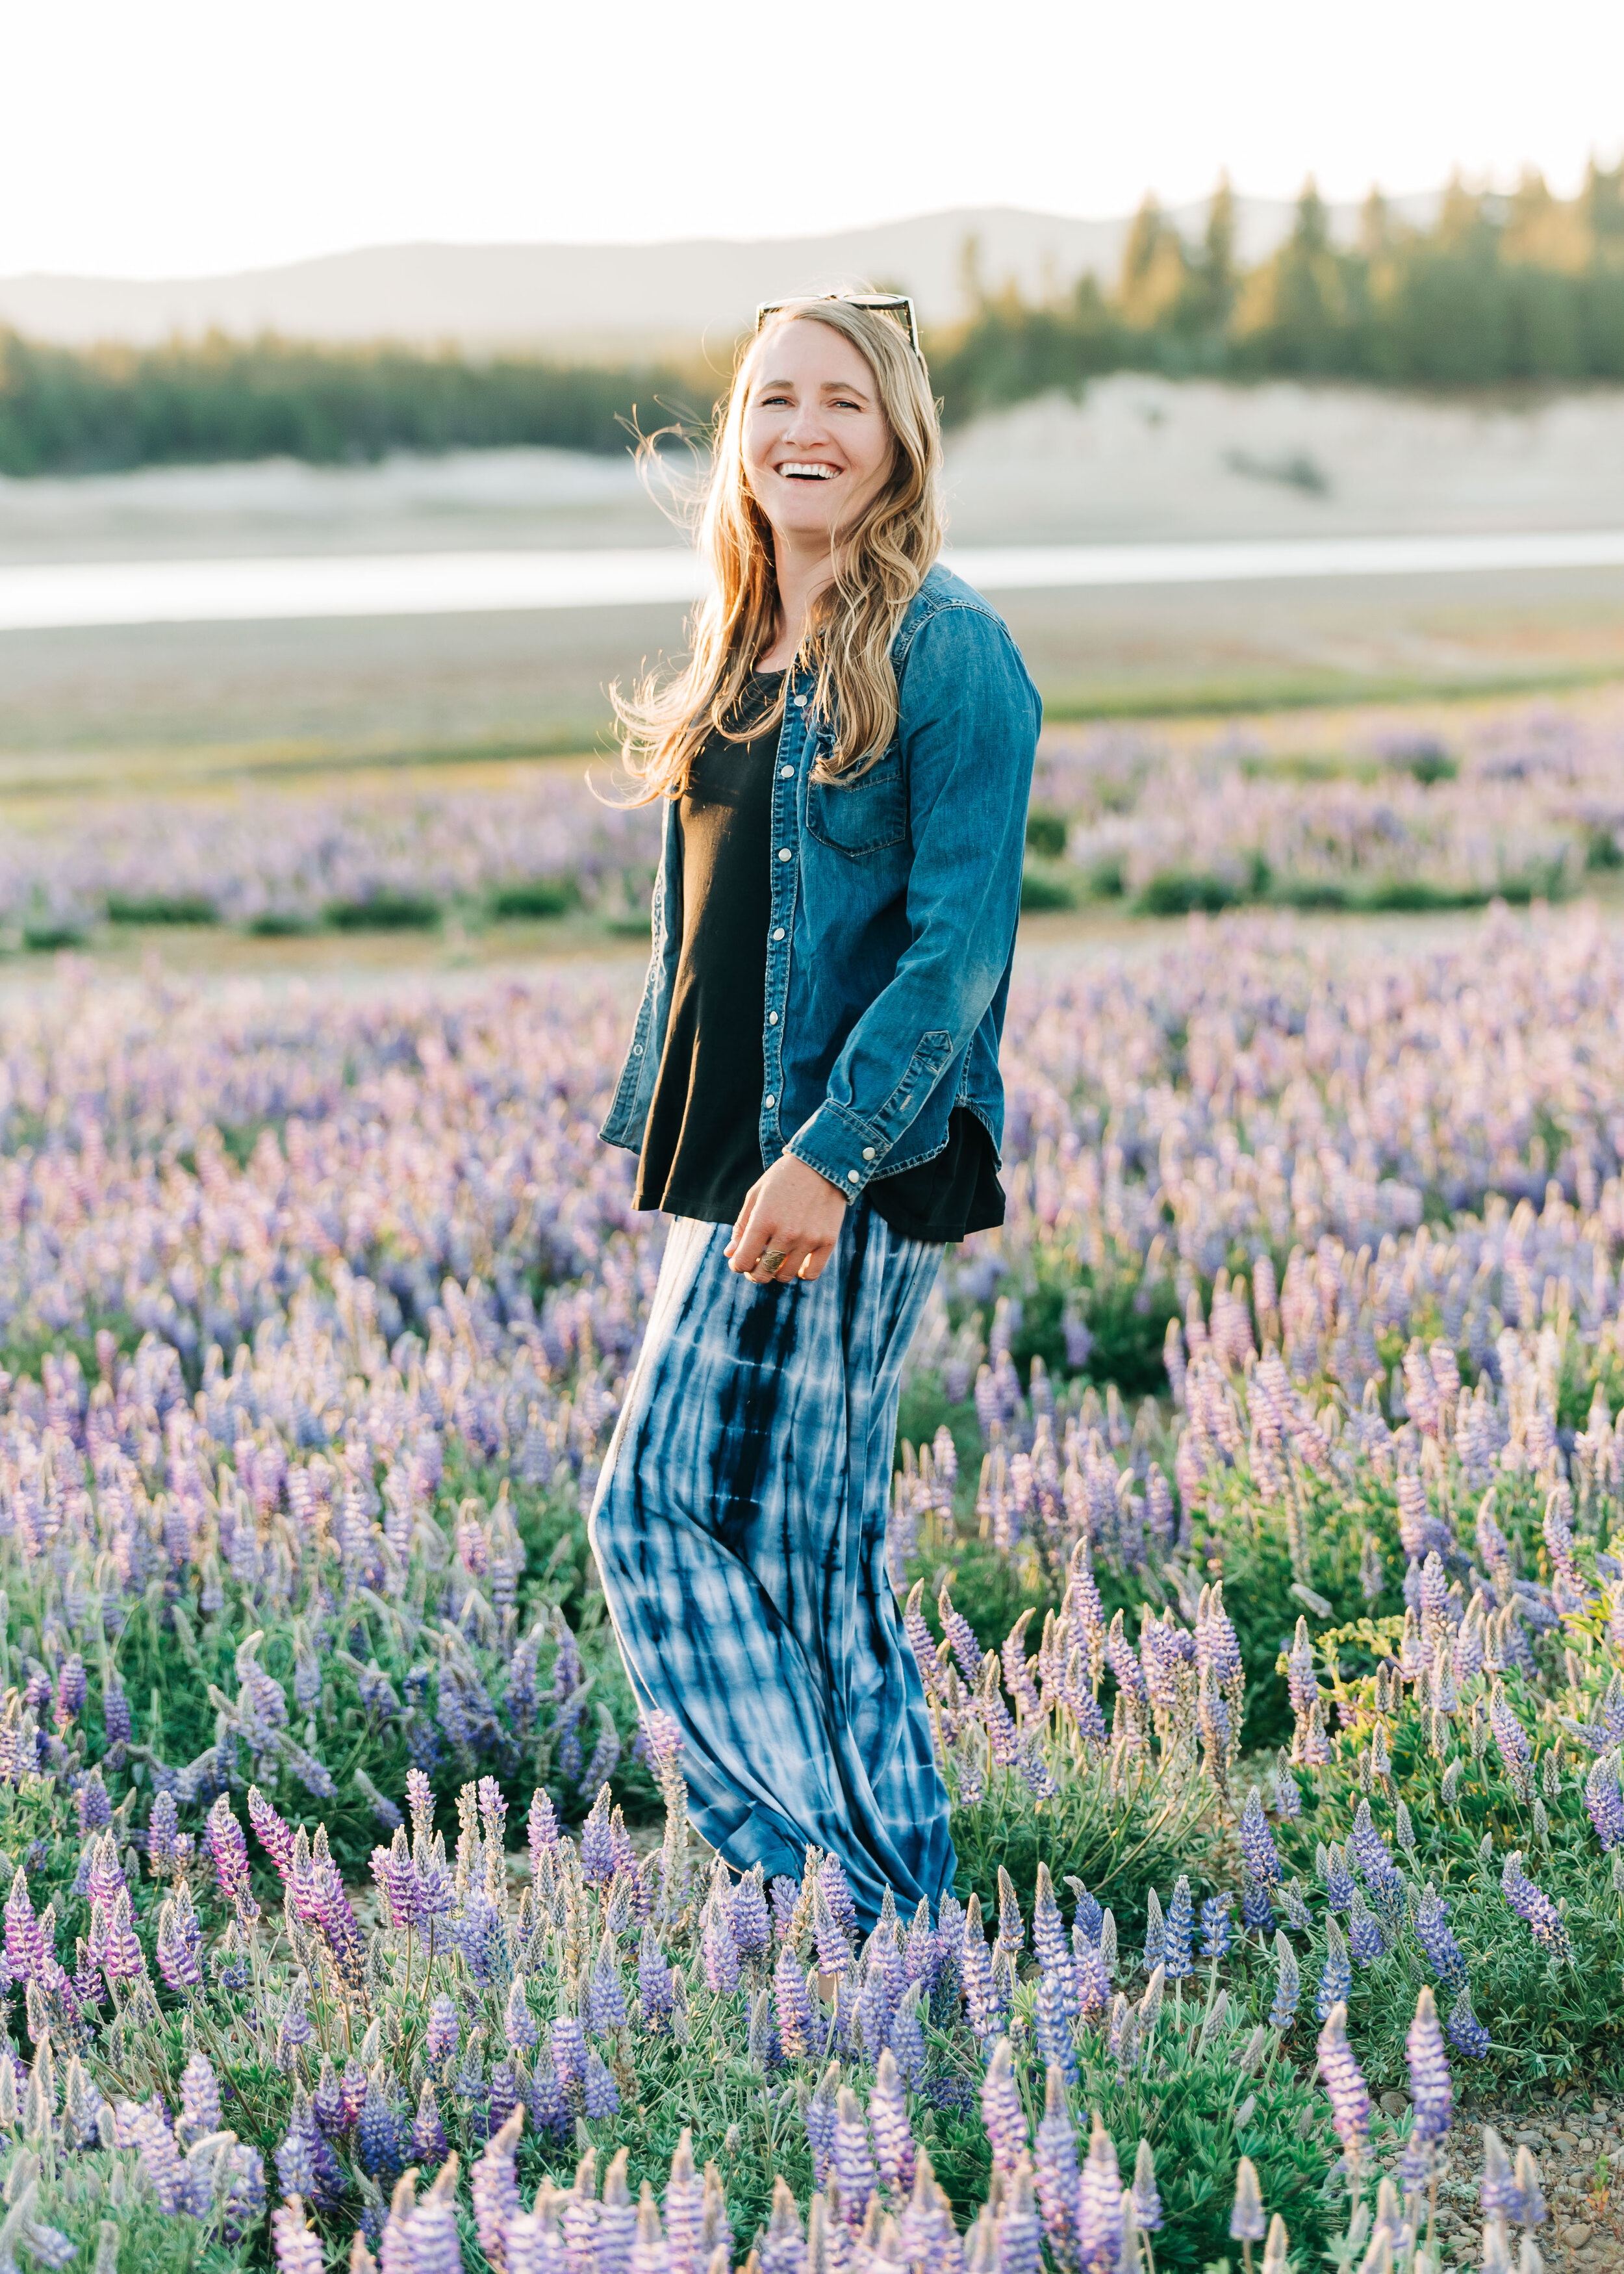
[0,196,1441,355]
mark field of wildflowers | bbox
[3,895,1624,2273]
[7,685,1624,948]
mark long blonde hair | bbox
[611,298,945,800]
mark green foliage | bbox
[488,878,584,921]
[324,891,443,931]
[0,329,699,476]
[105,893,219,926]
[930,160,1624,424]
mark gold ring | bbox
[757,1249,789,1275]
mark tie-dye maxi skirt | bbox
[587,1198,956,1928]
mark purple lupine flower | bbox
[1076,2115,1123,2274]
[731,1867,771,1959]
[1199,1894,1232,1963]
[1198,1583,1243,1683]
[379,1826,421,1929]
[1033,2069,1078,2266]
[77,1770,111,1835]
[1317,2002,1371,2168]
[889,1986,928,2091]
[1267,1933,1300,2030]
[246,1785,296,1878]
[504,1975,539,2055]
[425,1991,459,2063]
[770,1876,800,1943]
[1141,1891,1165,1974]
[103,1888,146,1985]
[1317,1920,1352,2021]
[339,2059,368,2130]
[101,1668,133,1750]
[819,1855,859,1945]
[357,2078,403,2180]
[471,2110,522,2268]
[147,1792,179,1878]
[275,2115,318,2201]
[412,2082,448,2166]
[869,2047,915,2197]
[772,1941,816,2060]
[1480,2128,1519,2221]
[1413,1885,1469,1990]
[804,2067,838,2190]
[177,2052,220,2149]
[1033,1967,1077,2084]
[157,1889,205,1993]
[576,1787,612,1890]
[55,1655,87,1731]
[405,1767,435,1848]
[961,1896,1003,2047]
[128,2104,186,2212]
[1240,1788,1281,1887]
[590,1933,628,2034]
[979,2039,1028,2174]
[1162,1878,1193,1981]
[1241,1874,1276,1937]
[1406,1984,1453,2143]
[1489,1683,1534,1800]
[272,2201,325,2274]
[550,2013,587,2092]
[640,1926,676,2035]
[1073,1929,1110,2022]
[526,1789,559,1878]
[1323,1843,1354,1912]
[207,1797,259,1919]
[937,1583,984,1687]
[700,1893,740,1995]
[833,2087,877,2226]
[998,2159,1043,2274]
[1586,1752,1624,1850]
[1501,1852,1573,1961]
[528,2063,571,2144]
[312,2060,346,2138]
[584,2050,620,2119]
[276,1984,314,2069]
[1347,1893,1384,1969]
[812,1883,852,1978]
[996,1867,1025,1956]
[1447,1987,1491,2059]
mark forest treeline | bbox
[930,163,1624,417]
[3,164,1623,474]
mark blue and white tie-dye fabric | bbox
[588,1197,955,1928]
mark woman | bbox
[589,292,1040,1928]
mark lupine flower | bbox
[1132,2139,1162,2232]
[425,1993,460,2063]
[978,2039,1027,2174]
[1448,1987,1492,2059]
[1076,2114,1123,2274]
[833,2087,877,2225]
[1229,2157,1265,2244]
[1317,2002,1371,2168]
[1406,1984,1454,2145]
[1585,1751,1624,1849]
[1412,1884,1469,1990]
[1501,1852,1574,1962]
[1032,2067,1077,2265]
[584,2050,620,2119]
[1267,1932,1300,2030]
[1199,1893,1233,1963]
[273,2199,326,2274]
[1163,1877,1194,1981]
[804,2065,838,2190]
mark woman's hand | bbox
[725,1153,848,1283]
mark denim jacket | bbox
[598,563,1042,1203]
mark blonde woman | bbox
[590,294,1040,1928]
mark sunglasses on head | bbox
[754,291,921,359]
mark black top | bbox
[633,672,1006,1245]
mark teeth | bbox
[780,463,836,479]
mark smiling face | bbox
[741,317,896,556]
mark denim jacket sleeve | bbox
[785,600,1041,1199]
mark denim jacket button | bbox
[862,1147,875,1160]
[780,765,794,778]
[777,848,792,862]
[763,1094,776,1108]
[846,1169,859,1182]
[772,926,785,940]
[631,1043,642,1054]
[768,1012,779,1025]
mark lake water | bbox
[4,529,1624,630]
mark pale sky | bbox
[6,0,1621,278]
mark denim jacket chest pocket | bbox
[804,733,907,856]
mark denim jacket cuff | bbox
[785,1103,886,1201]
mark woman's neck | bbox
[757,529,835,670]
